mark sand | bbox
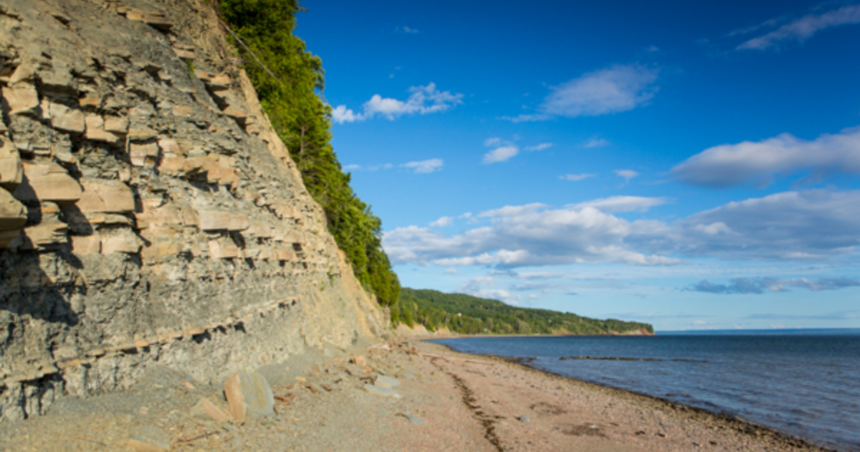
[0,338,834,451]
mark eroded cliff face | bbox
[0,0,386,421]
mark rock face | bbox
[0,0,385,421]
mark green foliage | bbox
[219,0,400,306]
[400,288,654,336]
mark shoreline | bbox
[0,336,843,451]
[426,340,838,452]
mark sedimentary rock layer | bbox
[0,0,385,420]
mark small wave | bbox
[558,355,708,363]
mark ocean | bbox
[433,331,860,452]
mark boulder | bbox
[0,188,27,230]
[12,163,82,204]
[223,372,274,422]
[77,181,135,214]
[276,249,296,262]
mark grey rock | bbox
[364,384,402,399]
[518,415,530,423]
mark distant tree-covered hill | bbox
[395,288,653,335]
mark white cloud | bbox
[614,169,640,182]
[342,163,393,172]
[331,83,463,124]
[395,26,421,34]
[583,138,610,148]
[690,277,860,294]
[331,105,361,124]
[383,190,860,269]
[443,268,459,274]
[572,196,670,213]
[484,137,502,147]
[483,145,519,164]
[737,5,860,50]
[560,173,595,182]
[671,127,860,188]
[430,216,453,228]
[383,203,682,268]
[669,190,860,260]
[402,158,443,173]
[505,64,659,122]
[525,143,553,152]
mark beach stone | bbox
[364,384,401,399]
[126,425,169,452]
[375,375,400,389]
[351,355,367,367]
[224,372,274,422]
[190,397,232,423]
[518,415,530,423]
[400,413,424,425]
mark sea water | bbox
[433,331,860,452]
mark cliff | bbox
[0,0,385,421]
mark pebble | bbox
[375,375,400,389]
[518,415,530,423]
[400,413,424,425]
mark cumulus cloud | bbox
[430,216,453,228]
[669,190,860,260]
[572,196,670,213]
[672,127,860,188]
[690,277,860,294]
[560,173,596,182]
[614,169,640,183]
[402,158,443,173]
[737,5,860,50]
[505,64,659,122]
[383,190,860,268]
[383,203,682,268]
[331,83,463,124]
[525,143,553,152]
[483,146,519,164]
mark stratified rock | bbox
[0,188,26,231]
[13,163,82,204]
[0,140,24,189]
[223,372,274,422]
[77,181,135,214]
[1,84,39,115]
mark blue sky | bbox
[296,0,860,330]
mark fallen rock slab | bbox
[224,372,274,422]
[190,397,232,423]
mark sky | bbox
[295,0,860,331]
